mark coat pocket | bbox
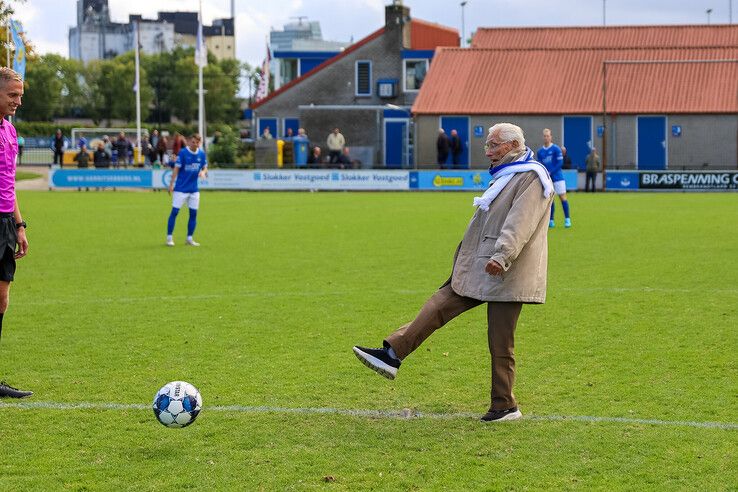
[477,235,499,257]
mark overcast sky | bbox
[16,0,737,69]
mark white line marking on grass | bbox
[20,290,434,307]
[20,285,738,307]
[1,401,736,430]
[560,286,738,295]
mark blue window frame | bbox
[355,60,372,97]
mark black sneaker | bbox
[0,380,33,398]
[352,345,401,380]
[480,406,522,422]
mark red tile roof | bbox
[251,19,459,109]
[411,19,459,49]
[412,45,738,115]
[472,25,738,49]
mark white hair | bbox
[488,123,525,149]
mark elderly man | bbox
[353,123,553,422]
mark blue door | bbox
[637,116,667,170]
[563,116,592,171]
[440,116,469,169]
[258,118,278,139]
[283,118,299,138]
[384,120,408,168]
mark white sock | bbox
[187,235,193,241]
[166,235,173,241]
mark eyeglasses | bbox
[484,140,509,152]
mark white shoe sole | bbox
[481,409,523,423]
[166,242,174,247]
[352,347,397,380]
[185,242,200,247]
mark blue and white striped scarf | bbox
[473,147,554,211]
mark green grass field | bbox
[0,190,736,491]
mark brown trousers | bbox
[385,284,523,411]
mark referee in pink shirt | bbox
[0,68,31,398]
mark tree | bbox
[17,54,84,120]
[166,55,198,124]
[0,1,31,68]
[16,54,62,120]
[84,53,153,124]
[203,57,241,124]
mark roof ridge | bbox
[251,27,385,109]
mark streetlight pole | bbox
[603,0,606,26]
[460,1,467,47]
[730,0,733,23]
[706,8,713,24]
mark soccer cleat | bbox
[549,220,555,228]
[564,218,572,228]
[480,406,522,422]
[185,239,200,247]
[166,239,175,247]
[352,345,401,380]
[0,380,33,398]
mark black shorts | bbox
[0,214,17,282]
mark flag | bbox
[195,15,208,67]
[9,20,26,80]
[255,44,271,102]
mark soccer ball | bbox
[152,381,202,428]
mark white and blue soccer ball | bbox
[152,381,202,428]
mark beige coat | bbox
[450,171,553,303]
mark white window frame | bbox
[355,60,372,97]
[402,58,429,93]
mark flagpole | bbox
[198,0,205,144]
[6,22,10,68]
[134,20,142,165]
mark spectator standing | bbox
[450,129,463,168]
[297,128,308,140]
[113,132,129,168]
[0,67,31,399]
[73,145,91,168]
[172,132,186,157]
[16,135,23,165]
[52,129,65,166]
[436,128,450,167]
[93,143,111,168]
[536,129,572,228]
[141,135,153,166]
[150,129,160,151]
[561,146,572,169]
[77,133,87,150]
[262,126,273,140]
[585,147,601,192]
[352,123,554,422]
[284,128,294,140]
[156,135,169,166]
[102,135,113,156]
[326,127,345,164]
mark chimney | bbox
[385,1,411,48]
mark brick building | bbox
[249,2,458,168]
[412,25,738,171]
